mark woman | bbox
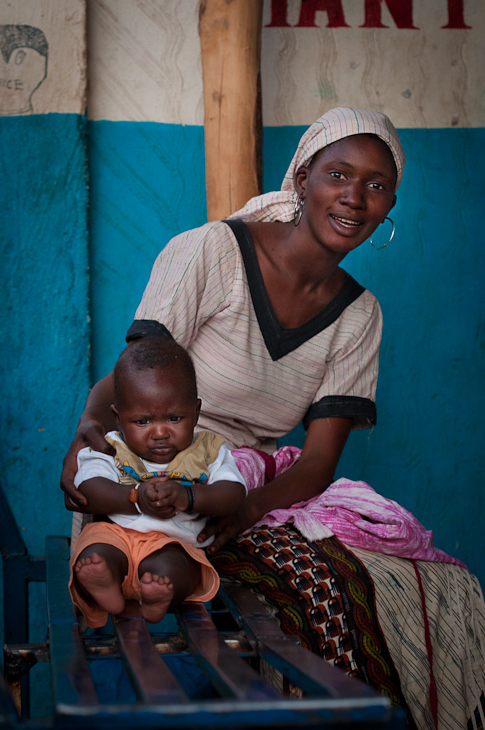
[62,108,485,730]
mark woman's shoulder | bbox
[337,282,383,333]
[164,220,240,256]
[352,284,381,311]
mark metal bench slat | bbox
[220,584,389,709]
[45,536,99,708]
[113,611,188,704]
[0,671,19,727]
[179,601,279,700]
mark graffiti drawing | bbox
[0,25,48,115]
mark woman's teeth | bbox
[332,215,361,227]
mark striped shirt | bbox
[133,220,382,451]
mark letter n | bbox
[360,0,418,29]
[441,0,471,28]
[296,0,350,28]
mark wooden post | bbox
[199,0,263,221]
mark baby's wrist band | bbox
[129,484,142,514]
[183,484,195,514]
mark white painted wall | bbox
[85,0,484,129]
[261,0,485,128]
[87,0,203,123]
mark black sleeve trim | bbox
[126,320,174,343]
[303,395,376,430]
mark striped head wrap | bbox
[229,107,405,224]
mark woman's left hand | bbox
[198,500,261,554]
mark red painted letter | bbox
[296,0,350,28]
[442,0,471,28]
[265,0,291,27]
[360,0,418,29]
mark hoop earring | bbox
[370,217,395,250]
[293,194,304,226]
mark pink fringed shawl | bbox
[232,446,466,569]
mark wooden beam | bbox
[199,0,263,221]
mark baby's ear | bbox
[195,398,201,424]
[110,404,121,428]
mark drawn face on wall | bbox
[0,26,48,115]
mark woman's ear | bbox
[381,194,397,224]
[294,165,309,198]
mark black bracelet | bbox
[183,483,195,514]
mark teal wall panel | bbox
[88,121,207,380]
[0,113,90,554]
[272,127,485,580]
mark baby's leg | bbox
[138,544,201,623]
[74,543,128,616]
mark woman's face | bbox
[295,134,397,255]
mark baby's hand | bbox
[138,478,188,518]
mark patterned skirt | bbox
[210,524,417,728]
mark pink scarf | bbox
[232,446,466,569]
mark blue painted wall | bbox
[274,126,485,577]
[0,113,89,705]
[0,113,90,550]
[89,121,485,583]
[88,121,207,380]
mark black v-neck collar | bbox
[224,218,365,361]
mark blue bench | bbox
[1,482,406,729]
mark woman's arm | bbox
[61,371,116,508]
[200,416,352,554]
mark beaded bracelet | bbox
[129,484,142,514]
[183,483,195,514]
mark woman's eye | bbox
[329,171,345,180]
[369,182,385,190]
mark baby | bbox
[69,337,246,627]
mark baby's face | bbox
[112,366,200,464]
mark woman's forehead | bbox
[310,134,397,177]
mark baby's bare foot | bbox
[75,553,125,615]
[139,573,174,623]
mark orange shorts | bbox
[69,522,219,628]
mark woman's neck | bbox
[245,220,348,329]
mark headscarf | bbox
[229,107,405,224]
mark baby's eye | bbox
[168,416,182,423]
[135,419,150,426]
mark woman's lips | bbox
[330,214,363,233]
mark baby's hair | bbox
[114,337,197,405]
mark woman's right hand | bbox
[198,498,262,554]
[61,371,117,509]
[61,418,115,509]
